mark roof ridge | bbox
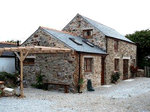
[78,14,133,43]
[40,26,77,36]
[78,14,115,30]
[0,41,18,45]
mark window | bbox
[82,40,94,47]
[114,59,119,71]
[69,38,82,45]
[23,58,35,65]
[83,29,93,38]
[114,40,118,52]
[84,58,93,72]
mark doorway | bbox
[123,59,129,80]
[101,57,105,85]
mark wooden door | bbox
[123,59,129,80]
[101,57,105,85]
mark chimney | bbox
[17,40,20,46]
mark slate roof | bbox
[78,14,134,43]
[0,43,17,57]
[41,27,107,55]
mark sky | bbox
[0,0,150,43]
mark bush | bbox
[111,71,120,83]
[31,83,36,87]
[78,78,84,86]
[31,71,46,89]
[0,90,2,96]
[130,65,139,78]
[0,71,8,81]
[0,71,19,87]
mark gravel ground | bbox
[0,77,150,112]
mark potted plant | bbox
[130,65,139,78]
[111,71,120,84]
[78,78,84,93]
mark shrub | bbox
[0,90,2,96]
[130,65,139,78]
[111,71,120,83]
[78,78,84,86]
[31,71,46,89]
[31,83,36,87]
[0,71,8,81]
[0,71,19,87]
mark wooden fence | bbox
[144,66,150,77]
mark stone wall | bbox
[63,15,106,51]
[22,28,78,92]
[79,53,102,91]
[22,28,68,48]
[105,38,137,84]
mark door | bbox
[123,59,129,80]
[101,57,105,85]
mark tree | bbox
[126,29,150,68]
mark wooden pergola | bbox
[0,46,71,98]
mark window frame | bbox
[114,40,119,52]
[84,58,93,72]
[114,59,119,71]
[23,58,35,66]
[83,29,93,38]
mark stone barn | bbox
[21,13,136,92]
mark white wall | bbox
[0,57,15,74]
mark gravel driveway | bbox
[0,77,150,112]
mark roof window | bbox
[69,38,82,45]
[82,40,94,47]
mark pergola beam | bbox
[14,52,20,60]
[23,51,29,61]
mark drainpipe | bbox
[78,52,81,93]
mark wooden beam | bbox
[4,48,11,51]
[14,52,20,61]
[22,51,29,61]
[20,50,24,98]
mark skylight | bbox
[69,38,82,45]
[82,40,94,47]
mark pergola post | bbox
[15,50,29,98]
[20,50,24,97]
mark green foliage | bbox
[6,40,21,43]
[0,71,18,81]
[0,71,8,81]
[31,83,36,87]
[0,71,18,87]
[31,71,45,89]
[78,78,84,85]
[0,90,2,96]
[111,71,120,83]
[126,29,150,68]
[126,29,150,48]
[130,65,139,78]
